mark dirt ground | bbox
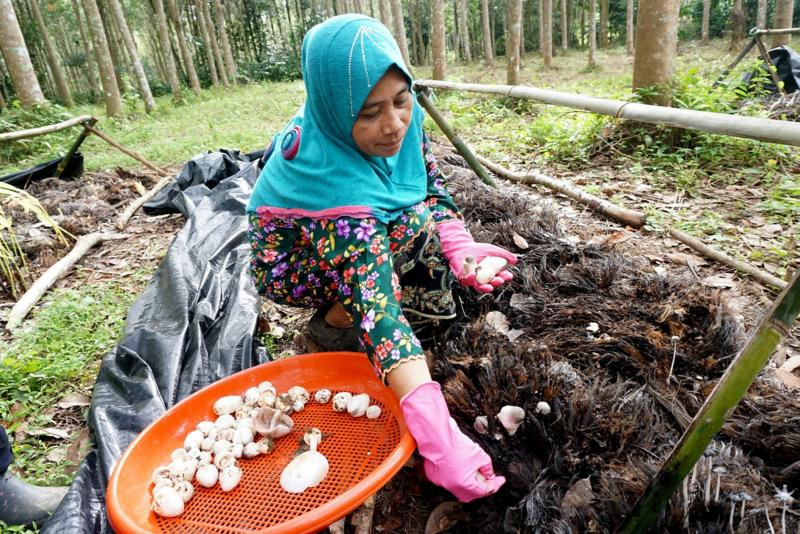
[2,138,799,531]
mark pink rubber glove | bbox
[400,381,506,502]
[436,219,517,293]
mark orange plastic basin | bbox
[106,351,415,533]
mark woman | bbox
[248,14,515,502]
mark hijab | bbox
[247,15,427,223]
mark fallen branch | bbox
[116,175,173,230]
[82,123,168,176]
[477,156,647,228]
[0,115,93,142]
[669,229,787,290]
[5,232,129,331]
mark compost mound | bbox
[374,170,799,533]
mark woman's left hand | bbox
[436,219,516,293]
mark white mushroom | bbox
[255,437,276,455]
[274,393,293,413]
[314,389,331,403]
[231,442,244,459]
[173,480,195,503]
[242,442,261,458]
[244,387,261,406]
[152,485,184,517]
[462,255,477,276]
[171,448,190,463]
[213,395,243,416]
[219,428,236,443]
[497,405,525,436]
[258,381,276,394]
[168,460,197,482]
[196,421,215,436]
[347,394,370,417]
[214,414,236,430]
[473,415,490,435]
[252,407,294,439]
[475,256,509,284]
[258,390,276,408]
[332,392,352,412]
[219,465,243,492]
[151,466,173,487]
[366,405,382,419]
[233,426,255,445]
[183,430,204,450]
[280,431,329,493]
[292,399,306,413]
[195,463,219,488]
[214,453,237,470]
[212,439,233,459]
[303,428,323,449]
[288,386,310,405]
[535,401,551,416]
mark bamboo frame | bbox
[414,80,800,146]
[0,115,93,142]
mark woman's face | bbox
[351,67,413,157]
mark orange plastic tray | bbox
[107,351,415,533]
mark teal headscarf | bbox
[247,15,427,223]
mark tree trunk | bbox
[539,0,544,52]
[432,0,446,79]
[28,0,73,106]
[194,0,219,86]
[412,0,425,65]
[632,0,679,106]
[152,0,182,99]
[214,0,236,81]
[390,0,412,68]
[108,0,156,111]
[772,0,794,47]
[626,0,634,54]
[0,0,45,107]
[97,0,127,92]
[506,0,522,84]
[71,0,100,97]
[730,0,746,49]
[756,0,767,29]
[587,0,596,67]
[82,0,122,115]
[481,0,494,65]
[561,0,568,51]
[701,0,710,44]
[165,0,201,95]
[599,0,608,47]
[458,0,472,62]
[201,0,228,85]
[542,0,552,66]
[379,0,392,27]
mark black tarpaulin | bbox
[41,150,268,533]
[743,45,800,94]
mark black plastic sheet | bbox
[0,153,84,188]
[42,150,268,533]
[743,45,800,94]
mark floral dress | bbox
[249,133,461,380]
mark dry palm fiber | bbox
[373,163,798,533]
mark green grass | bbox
[0,283,134,426]
[1,81,305,174]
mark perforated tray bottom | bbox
[154,398,398,533]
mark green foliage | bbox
[0,283,134,425]
[238,42,302,82]
[758,176,800,227]
[0,103,75,167]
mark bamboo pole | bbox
[415,88,497,188]
[619,268,800,533]
[753,35,786,95]
[5,232,129,331]
[669,229,787,290]
[57,117,97,177]
[751,27,800,36]
[0,115,93,142]
[82,124,168,176]
[414,80,800,147]
[478,156,647,228]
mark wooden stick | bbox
[57,117,97,177]
[477,155,647,228]
[116,175,173,230]
[669,229,787,290]
[5,232,129,331]
[82,123,168,176]
[415,79,800,147]
[0,115,94,142]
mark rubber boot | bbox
[0,471,68,527]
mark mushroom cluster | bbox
[149,383,384,516]
[473,404,531,440]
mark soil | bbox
[2,138,798,532]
